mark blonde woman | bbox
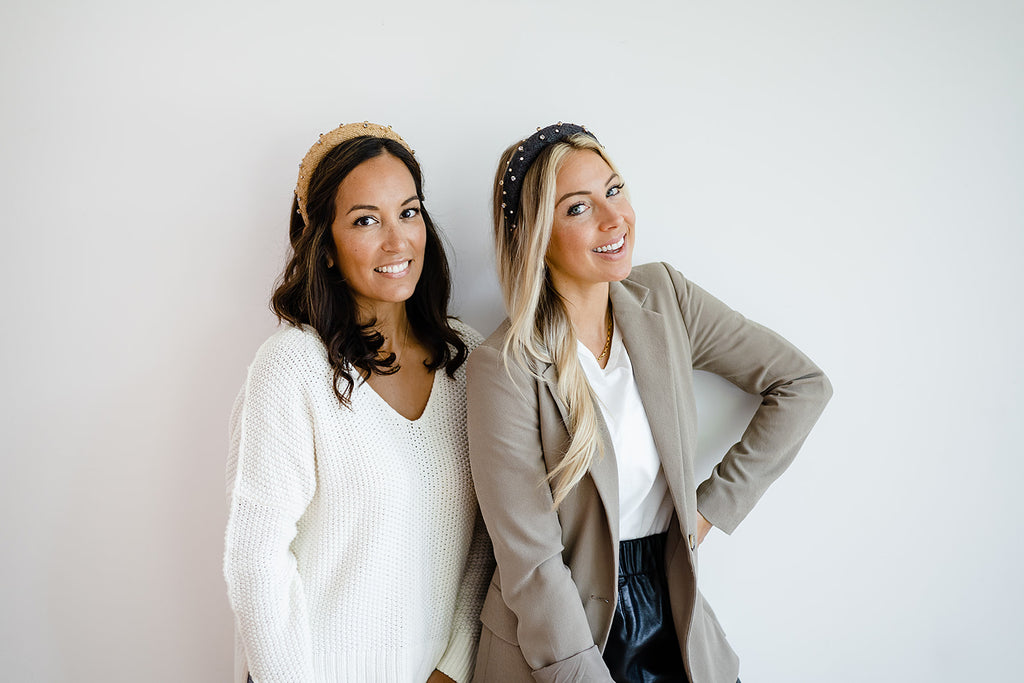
[224,123,492,683]
[467,123,832,683]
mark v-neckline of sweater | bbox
[362,369,441,424]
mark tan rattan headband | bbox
[295,121,413,226]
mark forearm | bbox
[671,264,833,532]
[697,367,832,532]
[226,334,321,681]
[224,496,315,682]
[467,345,609,674]
[436,512,493,682]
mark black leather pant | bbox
[602,532,688,683]
[602,532,741,683]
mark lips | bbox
[592,236,625,253]
[374,260,411,274]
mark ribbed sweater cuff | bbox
[436,630,477,683]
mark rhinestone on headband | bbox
[294,121,413,227]
[501,122,598,231]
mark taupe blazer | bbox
[466,263,832,683]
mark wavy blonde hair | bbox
[492,133,626,508]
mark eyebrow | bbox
[346,196,419,215]
[555,174,620,206]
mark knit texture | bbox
[224,320,492,683]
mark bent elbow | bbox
[820,371,834,404]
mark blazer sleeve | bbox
[665,264,833,533]
[467,343,615,682]
[223,341,318,682]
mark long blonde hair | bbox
[491,133,626,508]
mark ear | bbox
[326,254,335,268]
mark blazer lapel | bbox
[610,279,688,518]
[541,358,620,538]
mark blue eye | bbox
[607,184,623,197]
[567,202,587,216]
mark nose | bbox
[595,196,629,230]
[380,220,410,253]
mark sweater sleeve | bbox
[223,335,318,682]
[436,511,494,682]
[436,320,495,682]
[664,264,833,533]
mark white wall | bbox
[1,0,1021,680]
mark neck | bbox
[557,280,611,343]
[358,302,410,349]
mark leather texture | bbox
[603,533,688,683]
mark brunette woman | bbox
[467,123,831,683]
[224,122,491,683]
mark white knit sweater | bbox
[224,321,492,683]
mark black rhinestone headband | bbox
[499,122,599,231]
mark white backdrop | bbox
[1,1,1021,681]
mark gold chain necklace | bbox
[596,312,613,362]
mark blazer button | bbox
[688,534,696,550]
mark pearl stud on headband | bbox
[294,121,413,227]
[500,122,599,231]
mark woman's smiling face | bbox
[545,149,636,297]
[329,151,426,320]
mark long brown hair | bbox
[272,136,466,406]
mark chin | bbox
[608,268,632,283]
[609,256,634,282]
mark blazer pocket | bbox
[479,580,521,646]
[688,593,740,681]
[698,593,729,639]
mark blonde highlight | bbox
[491,133,625,508]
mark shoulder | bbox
[475,319,512,354]
[616,262,693,313]
[466,319,539,390]
[246,324,329,389]
[252,324,327,365]
[625,261,683,292]
[232,326,328,445]
[447,317,485,352]
[468,319,513,375]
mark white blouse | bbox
[578,320,674,541]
